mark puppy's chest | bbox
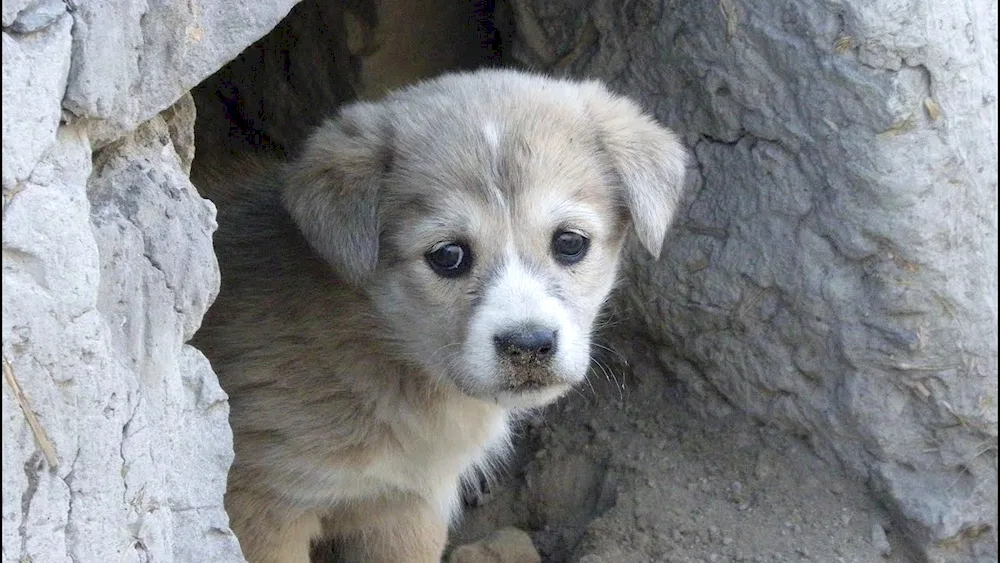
[379,399,510,487]
[303,397,510,518]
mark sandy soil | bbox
[450,351,914,563]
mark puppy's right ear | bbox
[282,102,390,285]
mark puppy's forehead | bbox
[384,90,615,230]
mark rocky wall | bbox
[2,1,301,560]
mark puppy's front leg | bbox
[328,496,449,563]
[226,489,322,563]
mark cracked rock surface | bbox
[1,0,298,559]
[2,99,242,562]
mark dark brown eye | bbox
[425,242,472,278]
[552,231,589,265]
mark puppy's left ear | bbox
[586,85,688,259]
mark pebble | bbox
[449,527,541,563]
[869,521,892,556]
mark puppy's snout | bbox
[494,328,558,365]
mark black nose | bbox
[494,328,558,364]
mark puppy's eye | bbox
[425,242,472,278]
[552,231,589,265]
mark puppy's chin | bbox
[492,384,572,410]
[441,365,580,410]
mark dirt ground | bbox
[450,351,914,563]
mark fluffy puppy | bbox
[192,69,687,563]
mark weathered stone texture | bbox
[2,99,243,562]
[1,10,71,190]
[62,0,300,146]
[1,0,297,559]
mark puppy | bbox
[192,69,687,563]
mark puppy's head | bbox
[284,70,687,409]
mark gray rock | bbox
[5,0,66,33]
[1,12,72,190]
[449,527,542,563]
[1,0,32,27]
[2,103,239,561]
[3,0,293,559]
[63,0,300,146]
[507,0,997,560]
[2,124,94,563]
[870,520,892,556]
[3,0,297,560]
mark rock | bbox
[5,0,66,33]
[2,88,238,562]
[1,0,31,28]
[869,520,892,557]
[449,527,541,563]
[2,0,301,561]
[507,0,998,560]
[1,11,73,190]
[62,0,300,146]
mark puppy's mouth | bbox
[508,379,546,392]
[501,361,565,391]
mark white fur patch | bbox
[462,249,590,402]
[482,120,502,149]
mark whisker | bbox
[425,342,462,365]
[590,356,612,385]
[591,340,628,365]
[592,355,624,402]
